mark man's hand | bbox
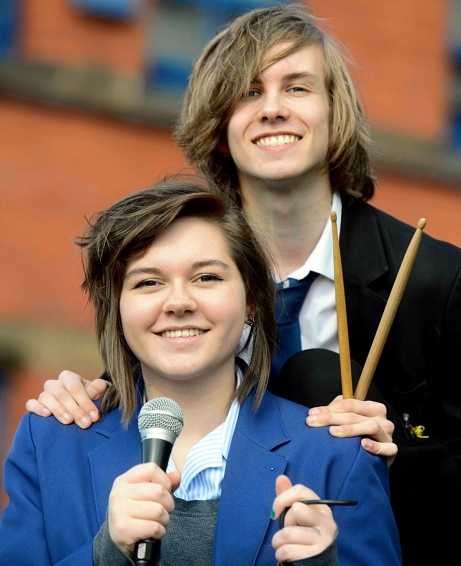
[306,396,397,466]
[25,370,110,428]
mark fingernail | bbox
[63,412,72,422]
[270,509,276,520]
[80,416,92,427]
[309,408,320,415]
[89,410,99,421]
[307,415,318,424]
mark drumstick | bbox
[331,211,353,399]
[354,218,427,401]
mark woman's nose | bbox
[162,284,197,316]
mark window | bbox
[69,0,139,21]
[0,0,16,58]
[448,0,461,148]
[144,0,285,96]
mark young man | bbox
[26,5,461,564]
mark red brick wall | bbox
[22,0,145,76]
[310,0,449,141]
[0,99,186,327]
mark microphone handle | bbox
[142,438,173,468]
[135,438,174,565]
[135,540,160,566]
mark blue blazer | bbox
[0,389,401,565]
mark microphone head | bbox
[138,397,184,444]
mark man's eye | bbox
[244,89,261,98]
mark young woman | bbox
[1,178,401,565]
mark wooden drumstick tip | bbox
[353,216,427,401]
[330,211,337,222]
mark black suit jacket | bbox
[340,197,461,564]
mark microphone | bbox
[135,397,184,566]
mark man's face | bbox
[226,43,330,193]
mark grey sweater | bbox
[92,497,338,566]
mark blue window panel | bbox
[450,113,461,148]
[146,59,192,93]
[164,0,281,7]
[0,0,16,58]
[69,0,136,21]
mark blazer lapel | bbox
[88,409,142,524]
[213,392,289,565]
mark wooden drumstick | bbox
[354,218,427,401]
[331,211,353,399]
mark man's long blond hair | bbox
[175,3,376,205]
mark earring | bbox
[246,313,255,326]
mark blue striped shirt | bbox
[166,368,241,501]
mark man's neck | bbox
[241,178,333,280]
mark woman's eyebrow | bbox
[124,260,231,281]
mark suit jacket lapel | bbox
[340,197,389,286]
[213,392,289,565]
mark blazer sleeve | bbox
[0,414,95,565]
[329,447,401,566]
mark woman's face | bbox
[119,217,250,393]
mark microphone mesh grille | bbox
[138,397,184,437]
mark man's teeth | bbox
[256,135,299,147]
[162,329,204,338]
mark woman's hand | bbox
[271,475,337,564]
[108,463,180,557]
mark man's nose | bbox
[257,92,290,122]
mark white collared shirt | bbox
[292,191,341,353]
[166,367,241,501]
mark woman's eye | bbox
[134,279,158,289]
[197,274,223,283]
